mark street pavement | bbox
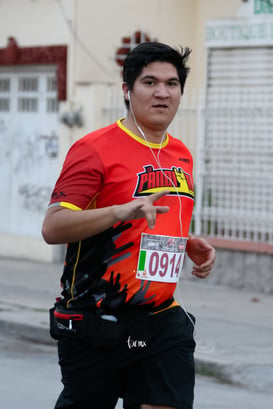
[0,256,273,394]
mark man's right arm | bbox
[41,190,170,245]
[41,205,121,244]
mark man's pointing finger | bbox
[149,190,170,203]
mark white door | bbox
[0,65,59,239]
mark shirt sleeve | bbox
[49,137,104,210]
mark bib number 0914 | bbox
[136,234,187,283]
[148,251,181,278]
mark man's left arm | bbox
[186,234,216,279]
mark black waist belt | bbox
[49,297,175,345]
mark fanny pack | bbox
[49,297,175,347]
[49,303,126,347]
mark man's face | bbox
[125,61,182,136]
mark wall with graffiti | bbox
[0,67,60,259]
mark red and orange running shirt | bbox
[49,120,195,310]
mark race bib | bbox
[136,234,187,283]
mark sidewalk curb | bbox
[195,358,273,393]
[195,358,244,388]
[0,318,56,346]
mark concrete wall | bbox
[0,0,70,46]
[72,0,196,83]
[184,249,273,295]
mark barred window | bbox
[0,98,9,111]
[0,78,10,92]
[47,97,58,113]
[18,97,38,112]
[18,77,38,92]
[47,76,57,92]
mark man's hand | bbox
[186,234,216,279]
[113,190,170,229]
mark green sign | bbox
[206,19,273,47]
[254,0,273,14]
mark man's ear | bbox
[122,83,129,101]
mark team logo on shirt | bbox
[133,165,194,198]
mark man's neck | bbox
[122,117,167,145]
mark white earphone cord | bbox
[128,91,183,236]
[128,92,196,332]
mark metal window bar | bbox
[0,78,10,92]
[0,98,9,111]
[18,77,38,92]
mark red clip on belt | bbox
[54,310,84,321]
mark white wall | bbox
[0,0,70,47]
[72,0,197,84]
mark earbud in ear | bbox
[127,90,130,100]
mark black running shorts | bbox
[54,306,196,409]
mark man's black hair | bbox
[123,41,191,108]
